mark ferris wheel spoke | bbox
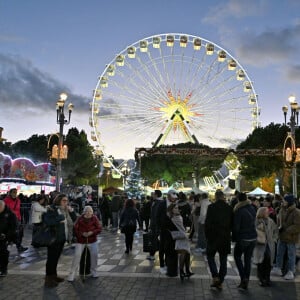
[196,79,242,108]
[105,77,162,109]
[135,55,168,100]
[112,68,161,107]
[159,46,172,90]
[91,33,260,163]
[123,58,166,102]
[146,51,170,94]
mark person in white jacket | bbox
[195,193,211,253]
[31,195,47,246]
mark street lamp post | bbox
[55,93,74,192]
[282,95,299,197]
[121,163,130,190]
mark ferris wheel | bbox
[90,33,260,174]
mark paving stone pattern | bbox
[0,226,299,300]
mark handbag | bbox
[170,230,186,240]
[143,232,152,252]
[143,232,159,252]
[32,224,57,247]
[256,228,266,245]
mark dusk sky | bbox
[1,0,300,159]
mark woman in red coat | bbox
[67,205,101,281]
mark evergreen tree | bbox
[125,169,144,199]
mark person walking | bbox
[0,200,17,276]
[4,188,28,252]
[99,194,110,229]
[168,203,194,281]
[147,190,163,266]
[119,199,140,254]
[195,192,210,253]
[111,192,123,232]
[188,193,200,241]
[233,192,257,290]
[43,194,77,288]
[253,207,278,286]
[205,189,233,290]
[141,196,151,232]
[271,194,300,280]
[67,206,102,281]
[31,195,47,247]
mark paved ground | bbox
[0,225,299,300]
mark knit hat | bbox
[284,194,295,206]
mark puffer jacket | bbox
[233,200,257,242]
[278,204,300,243]
[4,195,21,221]
[74,214,101,244]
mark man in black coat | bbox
[156,190,179,277]
[0,200,17,276]
[205,190,233,289]
[232,192,257,290]
[147,190,163,262]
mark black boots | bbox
[210,277,222,290]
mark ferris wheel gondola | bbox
[90,33,260,175]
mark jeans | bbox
[275,240,296,273]
[234,240,256,280]
[15,221,24,249]
[206,249,228,283]
[112,211,119,229]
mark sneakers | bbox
[160,267,167,275]
[0,271,7,277]
[271,267,282,276]
[210,277,222,290]
[92,272,99,278]
[67,273,75,282]
[284,271,295,280]
[147,255,155,260]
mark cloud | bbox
[286,64,300,81]
[203,0,267,24]
[236,24,300,66]
[0,34,25,43]
[0,53,88,114]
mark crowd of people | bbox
[0,187,299,291]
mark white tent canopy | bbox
[247,187,271,196]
